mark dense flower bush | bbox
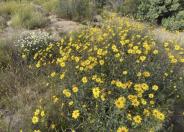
[16,30,55,62]
[23,14,184,132]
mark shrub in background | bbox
[0,1,20,15]
[140,0,184,31]
[57,0,96,22]
[0,39,12,69]
[57,0,125,22]
[120,0,184,31]
[94,0,107,8]
[119,0,140,16]
[0,16,7,31]
[162,11,184,31]
[11,5,47,29]
[42,0,59,13]
[33,0,60,13]
[0,1,48,29]
[137,0,184,23]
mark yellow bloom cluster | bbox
[92,87,101,98]
[32,108,45,132]
[63,89,71,98]
[153,109,165,121]
[111,80,133,89]
[134,83,149,95]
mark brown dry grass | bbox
[122,16,184,46]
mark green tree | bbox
[136,0,184,30]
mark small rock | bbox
[93,15,103,23]
[7,20,12,26]
[0,16,7,27]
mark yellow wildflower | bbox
[81,77,88,84]
[72,110,80,119]
[51,72,56,77]
[133,115,142,124]
[51,124,56,129]
[149,94,154,98]
[153,50,158,54]
[139,56,146,62]
[34,130,41,132]
[40,111,45,117]
[69,101,74,106]
[117,126,129,132]
[32,116,39,124]
[152,85,159,91]
[122,71,128,75]
[143,71,151,77]
[72,86,78,93]
[60,73,65,79]
[99,60,105,65]
[115,96,126,109]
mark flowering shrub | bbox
[29,15,184,132]
[16,31,55,62]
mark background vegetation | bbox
[120,0,184,31]
[0,0,184,132]
[0,1,47,29]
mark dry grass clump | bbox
[0,1,48,29]
[57,0,96,22]
[0,37,53,131]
